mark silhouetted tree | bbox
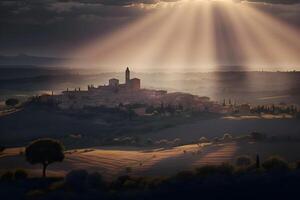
[262,156,289,171]
[25,138,64,177]
[5,98,19,107]
[128,108,136,120]
[256,154,260,169]
[222,99,226,106]
[159,102,165,114]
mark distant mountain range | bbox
[0,54,72,67]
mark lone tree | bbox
[25,138,64,177]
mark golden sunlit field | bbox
[2,141,300,180]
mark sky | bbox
[0,0,300,71]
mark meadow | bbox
[2,139,300,180]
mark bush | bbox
[155,139,169,147]
[236,155,252,167]
[1,171,14,181]
[5,98,19,107]
[123,179,137,189]
[14,169,28,180]
[65,169,88,191]
[212,137,219,143]
[235,135,251,142]
[196,165,218,177]
[222,133,233,141]
[146,138,153,146]
[199,137,210,143]
[217,163,235,175]
[250,132,266,141]
[112,175,131,189]
[173,138,181,146]
[86,172,104,188]
[262,156,289,171]
[196,163,234,177]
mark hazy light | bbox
[64,0,300,72]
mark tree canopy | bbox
[25,138,64,177]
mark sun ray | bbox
[220,2,267,68]
[192,1,217,71]
[62,0,300,72]
[240,3,300,69]
[68,6,170,69]
[133,3,187,71]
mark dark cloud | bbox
[0,0,152,56]
[0,0,299,56]
[244,0,300,4]
[96,0,159,6]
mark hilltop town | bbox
[29,67,300,118]
[36,68,224,114]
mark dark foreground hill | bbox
[1,167,300,200]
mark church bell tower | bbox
[125,67,130,85]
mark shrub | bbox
[235,135,251,142]
[236,155,252,167]
[1,171,14,181]
[212,137,219,143]
[222,133,233,141]
[65,169,88,191]
[155,139,169,147]
[14,169,28,180]
[199,137,210,143]
[117,175,131,184]
[262,156,289,171]
[5,98,19,107]
[196,163,234,177]
[146,138,153,146]
[217,163,235,175]
[250,132,266,141]
[112,175,131,189]
[123,179,137,189]
[173,138,181,146]
[196,165,218,177]
[86,172,104,188]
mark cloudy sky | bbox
[0,0,299,62]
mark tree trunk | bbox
[42,164,47,178]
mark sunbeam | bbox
[62,0,300,72]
